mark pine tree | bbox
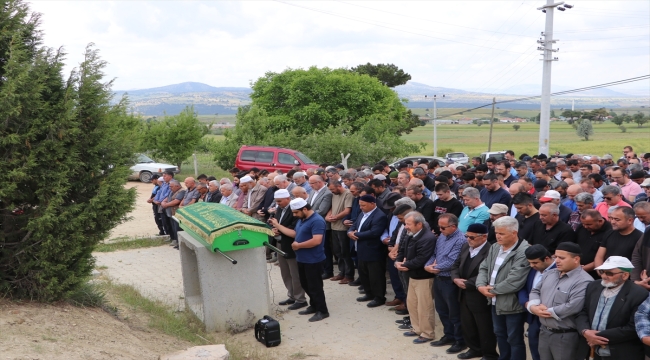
[0,1,139,300]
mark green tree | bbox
[561,110,582,121]
[550,110,556,118]
[633,113,648,128]
[513,124,521,131]
[576,119,594,141]
[0,2,139,300]
[350,63,411,88]
[610,116,624,126]
[214,67,421,168]
[532,113,541,124]
[140,106,208,170]
[588,107,609,122]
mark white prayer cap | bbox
[290,198,308,210]
[274,189,290,199]
[240,175,253,183]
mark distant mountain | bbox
[492,84,632,97]
[394,82,471,97]
[115,82,251,96]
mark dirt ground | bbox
[0,300,192,360]
[109,181,161,240]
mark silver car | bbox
[128,154,179,183]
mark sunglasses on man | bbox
[597,270,624,277]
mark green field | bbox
[406,121,649,158]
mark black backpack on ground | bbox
[254,315,281,347]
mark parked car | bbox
[235,145,319,173]
[445,152,469,165]
[389,156,447,169]
[128,154,179,183]
[480,151,506,164]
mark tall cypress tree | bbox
[0,0,139,300]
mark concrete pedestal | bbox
[178,231,271,332]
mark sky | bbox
[29,0,650,93]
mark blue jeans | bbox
[433,276,463,342]
[491,306,526,360]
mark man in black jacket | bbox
[576,256,647,360]
[204,180,223,203]
[451,223,498,360]
[268,189,306,310]
[395,211,437,344]
[406,184,436,230]
[528,203,576,253]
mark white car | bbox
[129,154,179,183]
[445,152,469,165]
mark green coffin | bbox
[175,202,274,252]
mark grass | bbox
[177,151,230,180]
[99,280,275,360]
[94,236,169,253]
[403,120,650,158]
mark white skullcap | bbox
[274,189,290,199]
[290,198,308,210]
[240,175,253,183]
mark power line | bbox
[273,1,528,52]
[424,75,650,119]
[336,0,535,38]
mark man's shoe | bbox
[266,256,278,264]
[349,279,362,286]
[413,336,432,344]
[430,336,455,347]
[403,331,418,337]
[395,316,410,324]
[339,278,351,285]
[357,285,364,290]
[308,311,329,322]
[158,231,166,236]
[287,302,308,310]
[356,295,373,302]
[278,299,295,306]
[321,273,333,280]
[367,299,385,308]
[457,349,483,359]
[395,309,409,315]
[385,298,403,306]
[393,304,407,311]
[358,290,366,294]
[329,275,344,281]
[298,306,316,315]
[170,240,178,247]
[447,343,468,354]
[398,323,412,330]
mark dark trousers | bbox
[298,261,329,314]
[161,211,177,241]
[358,260,386,302]
[322,230,334,276]
[152,204,165,234]
[460,296,498,359]
[387,256,406,302]
[433,276,463,343]
[332,230,354,279]
[527,316,541,360]
[491,307,526,360]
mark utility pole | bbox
[425,94,444,157]
[571,99,574,111]
[536,1,572,156]
[488,97,496,151]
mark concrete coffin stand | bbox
[178,231,271,332]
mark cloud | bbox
[28,0,649,92]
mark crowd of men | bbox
[148,145,650,360]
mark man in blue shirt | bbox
[153,171,173,238]
[425,214,469,354]
[290,198,329,322]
